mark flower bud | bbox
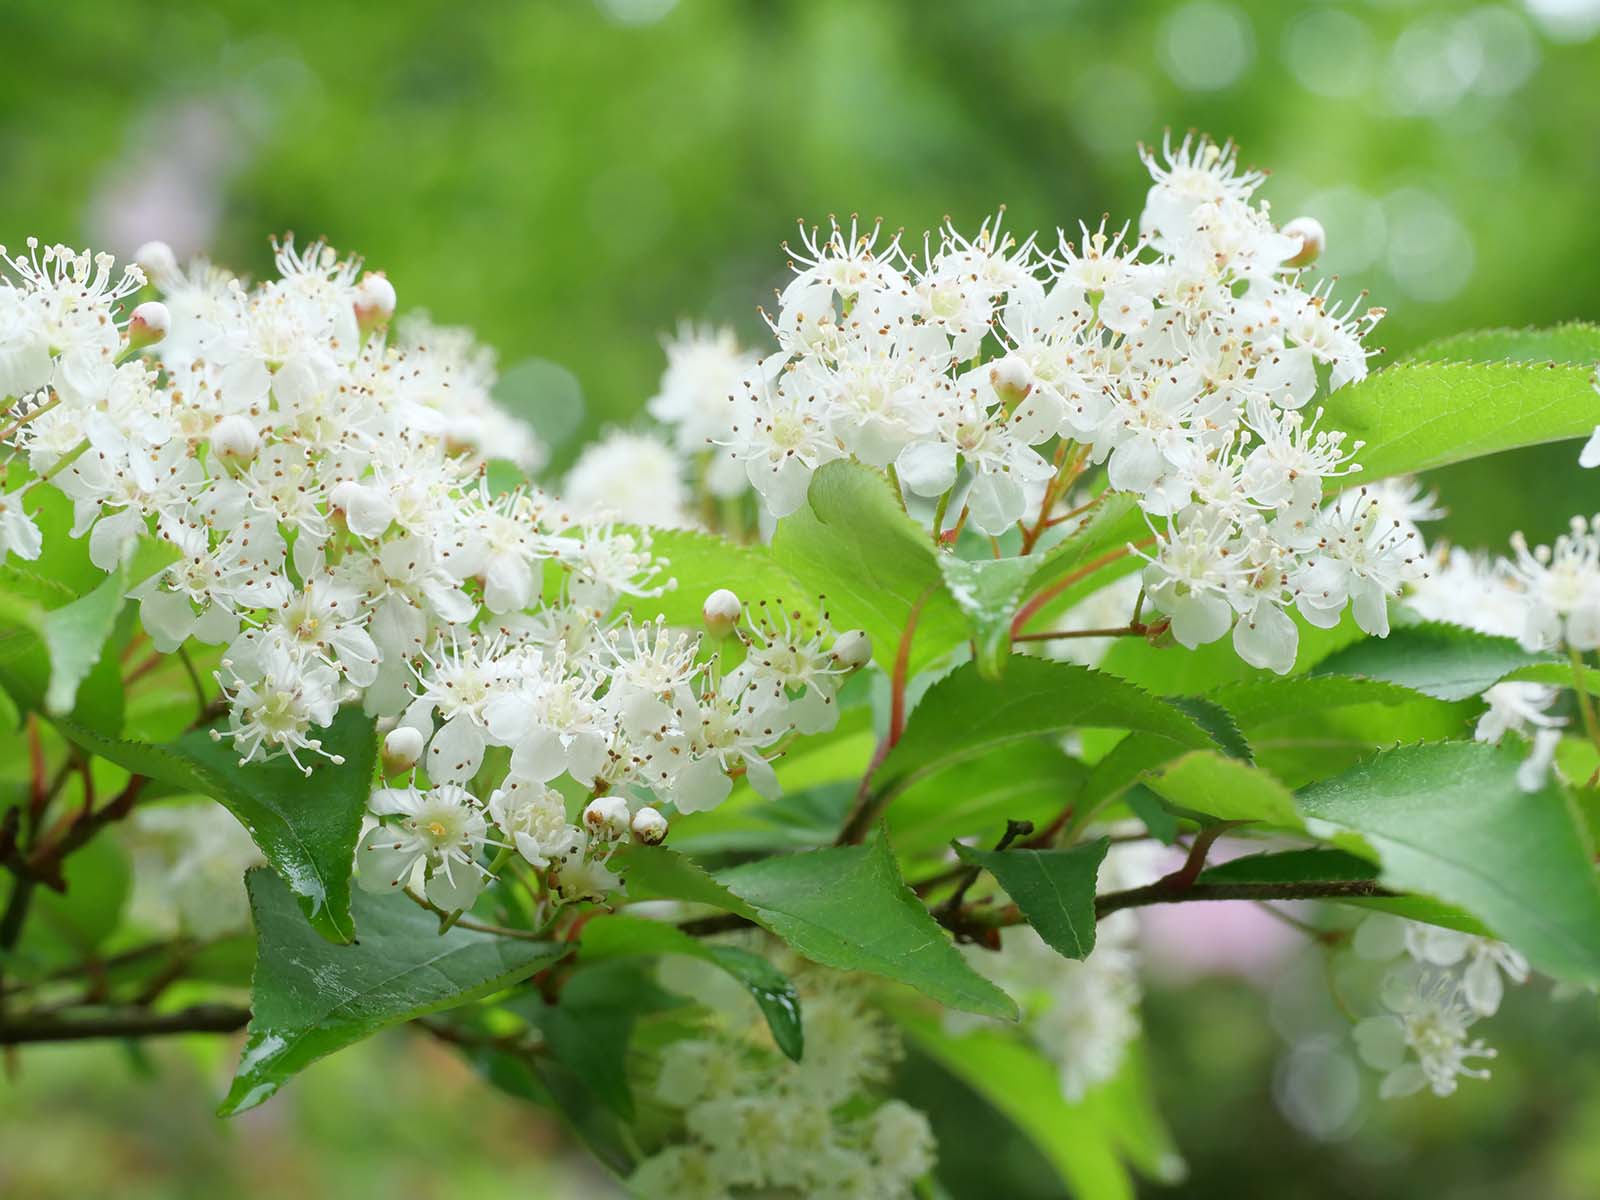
[989,355,1033,405]
[126,301,170,350]
[382,726,424,776]
[830,628,872,670]
[353,272,397,335]
[583,795,632,841]
[133,240,178,286]
[702,587,742,637]
[630,806,668,845]
[1282,216,1325,268]
[210,414,261,464]
[329,479,397,539]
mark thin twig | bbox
[0,1003,250,1045]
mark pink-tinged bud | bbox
[127,301,171,349]
[702,587,742,637]
[133,240,179,285]
[353,272,396,335]
[989,355,1033,405]
[830,628,872,670]
[210,414,261,464]
[381,726,424,776]
[583,795,632,840]
[1283,217,1326,268]
[630,806,668,845]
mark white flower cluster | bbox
[709,136,1419,674]
[951,835,1163,1101]
[1352,918,1528,1100]
[126,802,264,938]
[0,238,864,915]
[648,323,761,501]
[1407,512,1600,789]
[634,961,935,1200]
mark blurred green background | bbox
[2,0,1599,1196]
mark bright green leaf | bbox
[1296,742,1600,983]
[610,844,759,921]
[1319,361,1597,485]
[1144,751,1307,832]
[1402,322,1600,366]
[617,526,808,628]
[222,868,567,1115]
[770,461,966,674]
[874,659,1213,804]
[938,554,1034,680]
[1311,621,1554,701]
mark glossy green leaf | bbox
[771,460,966,673]
[717,830,1017,1019]
[1296,742,1600,983]
[53,707,377,942]
[1311,621,1554,701]
[938,554,1034,679]
[954,838,1108,960]
[222,869,567,1115]
[580,913,804,1061]
[1319,361,1597,485]
[874,659,1213,804]
[1402,322,1600,366]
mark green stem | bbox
[1571,647,1600,758]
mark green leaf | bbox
[616,526,808,628]
[895,1008,1136,1200]
[610,844,759,921]
[874,659,1213,804]
[1319,361,1597,485]
[1296,742,1600,983]
[771,460,966,673]
[222,868,567,1115]
[52,707,377,943]
[580,913,804,1061]
[1311,621,1554,701]
[938,554,1034,679]
[717,830,1017,1019]
[1402,322,1600,366]
[1143,751,1307,832]
[888,741,1086,860]
[954,838,1108,960]
[1017,492,1145,620]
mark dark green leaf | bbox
[954,838,1108,960]
[222,868,567,1115]
[717,830,1017,1019]
[1311,621,1554,701]
[53,707,377,942]
[1166,696,1251,761]
[610,844,759,921]
[580,913,804,1061]
[888,742,1085,859]
[1296,742,1600,983]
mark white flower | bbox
[1505,516,1600,652]
[1355,968,1496,1098]
[357,783,489,911]
[563,428,692,527]
[1402,925,1530,1017]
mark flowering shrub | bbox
[1,136,1598,1198]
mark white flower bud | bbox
[126,301,170,349]
[989,355,1034,404]
[630,806,668,845]
[353,272,396,334]
[583,795,632,840]
[830,628,872,670]
[381,726,424,776]
[133,240,178,285]
[329,479,397,539]
[1283,216,1326,268]
[702,587,742,637]
[210,414,261,464]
